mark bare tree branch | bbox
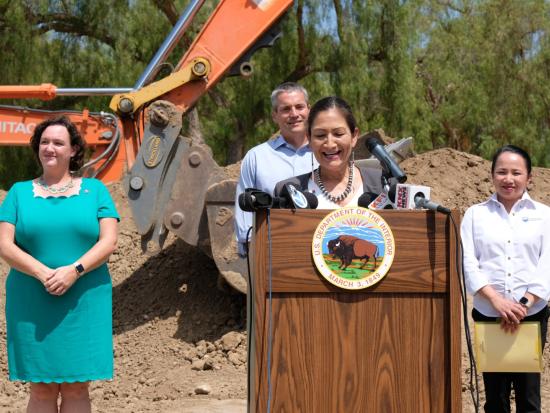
[207,87,230,108]
[333,0,385,63]
[152,0,180,26]
[150,0,194,62]
[332,0,345,43]
[0,3,9,21]
[283,0,313,82]
[27,11,116,47]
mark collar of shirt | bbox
[269,134,311,155]
[484,191,535,212]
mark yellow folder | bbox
[474,321,542,373]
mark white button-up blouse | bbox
[461,192,550,317]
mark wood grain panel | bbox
[254,293,447,412]
[250,210,462,413]
[448,211,462,411]
[259,209,450,293]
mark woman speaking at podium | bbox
[274,96,383,206]
[461,145,550,413]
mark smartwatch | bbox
[519,296,531,309]
[74,262,85,276]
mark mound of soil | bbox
[401,148,550,211]
[1,148,550,412]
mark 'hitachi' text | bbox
[0,121,36,134]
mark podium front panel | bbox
[250,210,461,413]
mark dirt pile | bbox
[1,148,550,412]
[401,147,550,212]
[0,183,248,412]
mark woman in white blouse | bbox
[461,145,550,413]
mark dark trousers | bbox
[472,306,550,413]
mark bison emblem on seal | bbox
[327,235,379,271]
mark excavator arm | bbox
[109,0,294,293]
[0,0,295,293]
[0,0,416,293]
[110,1,291,115]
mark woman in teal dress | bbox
[0,116,118,413]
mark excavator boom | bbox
[115,0,294,293]
[0,0,296,293]
[0,0,416,292]
[110,0,293,115]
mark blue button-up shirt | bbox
[234,135,317,251]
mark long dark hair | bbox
[307,96,357,136]
[30,116,86,172]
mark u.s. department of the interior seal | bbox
[312,206,395,290]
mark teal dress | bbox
[0,178,119,383]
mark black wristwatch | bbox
[74,262,85,276]
[519,296,531,309]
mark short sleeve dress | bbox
[0,178,119,383]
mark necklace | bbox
[314,161,354,203]
[37,177,74,194]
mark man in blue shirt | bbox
[234,82,316,255]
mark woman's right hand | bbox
[479,285,527,329]
[493,296,527,333]
[35,266,55,285]
[489,294,527,324]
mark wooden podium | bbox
[247,209,461,412]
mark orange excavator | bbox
[0,0,296,293]
[0,1,413,293]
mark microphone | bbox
[358,192,379,208]
[238,188,273,212]
[394,184,430,209]
[302,191,319,209]
[238,185,318,212]
[366,192,396,210]
[394,184,451,214]
[363,183,398,210]
[273,183,318,209]
[365,134,407,183]
[414,194,451,215]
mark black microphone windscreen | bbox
[358,192,378,208]
[238,192,254,212]
[303,191,318,209]
[238,188,273,211]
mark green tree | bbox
[414,0,550,160]
[2,0,550,190]
[0,0,183,188]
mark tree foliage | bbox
[1,0,550,188]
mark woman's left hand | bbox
[44,265,78,295]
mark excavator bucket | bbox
[205,180,248,293]
[160,140,247,293]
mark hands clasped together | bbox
[489,294,528,333]
[39,265,79,296]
